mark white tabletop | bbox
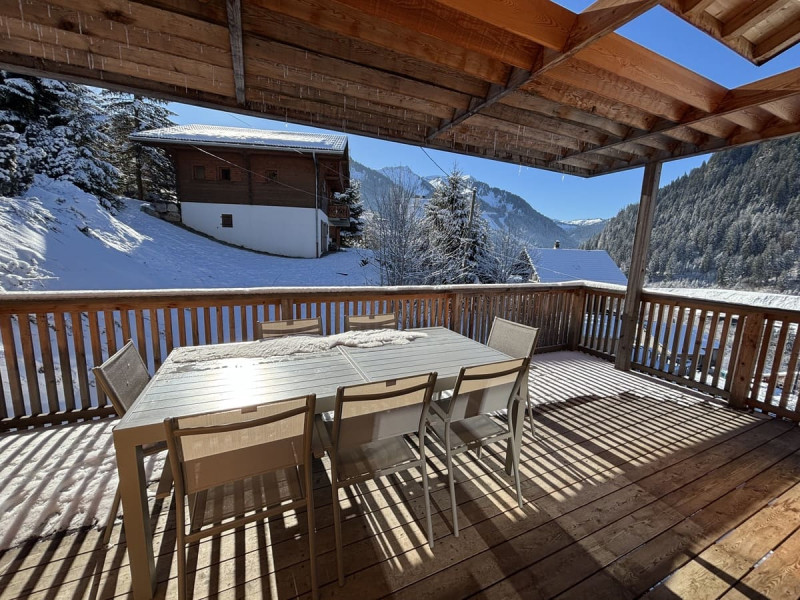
[114,327,510,445]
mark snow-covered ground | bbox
[655,287,800,312]
[0,175,377,292]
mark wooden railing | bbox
[2,282,798,430]
[0,283,580,430]
[630,291,800,421]
[574,285,626,359]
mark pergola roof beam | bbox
[226,0,246,105]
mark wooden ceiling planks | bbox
[0,0,796,177]
[667,0,800,64]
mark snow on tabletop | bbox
[170,329,428,363]
[130,124,347,152]
[0,175,377,291]
[0,419,165,551]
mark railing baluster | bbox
[70,311,91,410]
[37,313,59,413]
[0,315,25,418]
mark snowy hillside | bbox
[0,176,377,292]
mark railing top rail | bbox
[641,289,800,320]
[0,281,587,313]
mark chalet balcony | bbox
[327,203,351,228]
[1,283,799,599]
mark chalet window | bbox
[219,167,232,181]
[264,169,278,183]
[221,214,233,228]
[193,165,205,180]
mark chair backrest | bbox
[92,340,151,416]
[446,358,529,421]
[344,312,397,331]
[332,373,436,449]
[258,316,323,339]
[164,395,316,497]
[486,317,539,359]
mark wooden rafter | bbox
[426,0,660,142]
[431,0,575,50]
[226,0,246,105]
[550,66,800,165]
[722,0,789,40]
[754,17,800,64]
[426,66,535,142]
[0,0,797,177]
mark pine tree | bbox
[0,124,21,196]
[332,179,364,246]
[101,91,175,201]
[422,167,489,284]
[0,72,117,204]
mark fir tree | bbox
[332,179,364,246]
[0,72,117,204]
[422,167,489,284]
[101,92,175,201]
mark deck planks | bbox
[2,351,800,600]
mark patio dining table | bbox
[113,326,520,600]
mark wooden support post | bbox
[729,314,763,409]
[226,0,246,105]
[616,161,662,371]
[567,287,585,350]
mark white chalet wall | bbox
[181,202,328,258]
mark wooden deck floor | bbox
[3,351,800,599]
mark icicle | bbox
[124,26,129,47]
[18,0,24,24]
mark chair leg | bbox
[421,455,434,549]
[303,464,319,600]
[102,485,122,546]
[510,434,523,510]
[332,481,345,586]
[175,493,187,600]
[444,427,458,537]
[527,400,537,439]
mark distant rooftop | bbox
[131,125,348,154]
[527,248,628,286]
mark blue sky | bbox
[168,4,800,221]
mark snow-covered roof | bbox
[130,124,348,154]
[527,248,628,286]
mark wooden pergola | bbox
[0,0,798,177]
[0,0,798,374]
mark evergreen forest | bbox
[584,136,800,292]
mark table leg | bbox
[505,396,524,475]
[114,434,156,600]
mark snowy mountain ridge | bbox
[352,161,585,248]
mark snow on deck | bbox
[130,124,347,153]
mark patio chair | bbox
[92,340,172,545]
[344,311,397,330]
[486,317,540,437]
[326,372,437,586]
[164,394,318,600]
[428,357,529,537]
[258,316,323,338]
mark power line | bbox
[420,147,448,177]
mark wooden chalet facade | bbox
[131,125,351,258]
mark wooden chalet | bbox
[1,1,800,599]
[131,125,351,258]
